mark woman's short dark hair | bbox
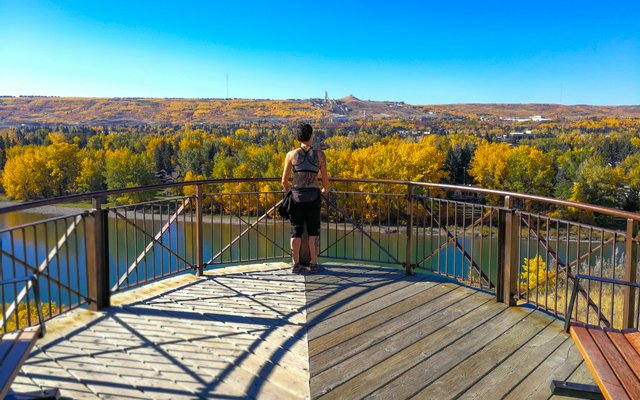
[295,123,313,142]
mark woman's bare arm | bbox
[319,150,330,193]
[281,151,292,191]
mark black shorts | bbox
[290,196,321,238]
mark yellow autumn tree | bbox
[324,137,447,222]
[520,255,556,292]
[2,146,50,199]
[182,170,206,197]
[469,141,511,191]
[46,141,82,197]
[2,301,59,333]
[76,149,106,193]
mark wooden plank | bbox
[308,279,436,339]
[0,327,41,398]
[571,325,630,400]
[309,282,454,356]
[304,264,377,288]
[411,309,556,399]
[459,319,569,400]
[503,337,587,400]
[307,277,421,321]
[307,272,425,320]
[120,301,304,399]
[625,331,640,354]
[345,306,531,400]
[607,330,640,381]
[305,264,391,288]
[310,287,474,374]
[549,361,600,400]
[589,328,640,399]
[314,299,516,399]
[0,331,19,362]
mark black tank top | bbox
[292,147,320,189]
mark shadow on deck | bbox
[9,263,594,399]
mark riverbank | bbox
[0,201,91,217]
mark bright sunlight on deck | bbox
[9,262,595,399]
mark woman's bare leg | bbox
[308,236,318,265]
[290,237,301,264]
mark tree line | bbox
[1,120,640,217]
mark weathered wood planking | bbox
[8,262,594,400]
[309,282,450,356]
[310,286,471,374]
[314,298,520,399]
[458,319,569,400]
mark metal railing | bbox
[1,177,639,333]
[1,275,45,334]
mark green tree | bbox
[104,148,157,203]
[570,155,626,209]
[503,145,554,196]
[444,142,475,185]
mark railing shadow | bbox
[14,263,452,399]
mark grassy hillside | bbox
[0,96,639,126]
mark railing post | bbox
[623,218,638,329]
[86,197,110,310]
[405,184,414,275]
[195,184,204,276]
[497,196,519,305]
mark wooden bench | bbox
[0,276,59,399]
[552,274,640,400]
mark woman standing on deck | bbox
[281,123,330,274]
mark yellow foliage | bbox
[76,150,105,193]
[183,171,206,196]
[46,142,82,196]
[2,301,58,333]
[47,132,67,144]
[503,145,554,196]
[520,256,556,292]
[2,146,50,199]
[179,132,206,151]
[469,141,511,190]
[323,137,447,222]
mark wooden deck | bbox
[8,262,595,399]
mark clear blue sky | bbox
[1,0,638,105]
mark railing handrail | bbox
[1,177,639,221]
[0,177,638,331]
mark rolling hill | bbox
[0,96,638,126]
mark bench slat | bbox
[0,326,41,398]
[0,331,20,363]
[590,328,640,399]
[571,325,630,400]
[625,331,640,354]
[607,330,640,382]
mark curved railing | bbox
[1,178,639,333]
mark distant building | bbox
[501,115,550,122]
[530,115,548,121]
